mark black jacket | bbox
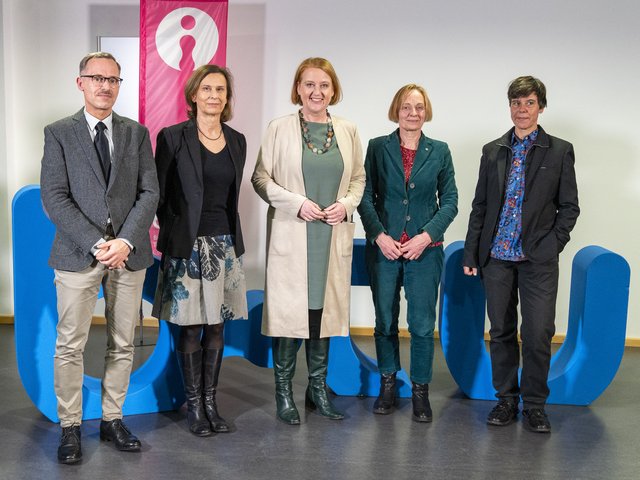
[463,125,579,268]
[155,119,246,259]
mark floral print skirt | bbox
[152,235,248,326]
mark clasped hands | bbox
[375,231,432,261]
[298,199,346,226]
[95,238,131,270]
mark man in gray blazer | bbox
[40,52,159,464]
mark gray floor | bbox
[1,323,639,480]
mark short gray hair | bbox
[79,52,121,75]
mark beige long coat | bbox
[252,113,365,338]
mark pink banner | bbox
[140,0,228,257]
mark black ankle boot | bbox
[203,348,229,433]
[273,338,301,425]
[411,382,432,423]
[373,372,397,415]
[177,350,212,436]
[305,338,344,420]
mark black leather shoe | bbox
[487,399,519,426]
[522,408,551,433]
[100,419,141,451]
[58,426,82,464]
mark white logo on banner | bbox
[155,7,219,71]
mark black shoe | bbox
[411,383,432,423]
[522,408,551,433]
[100,419,141,451]
[487,399,519,426]
[57,426,82,464]
[373,373,397,415]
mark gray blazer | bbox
[40,108,159,272]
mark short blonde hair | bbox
[388,84,433,123]
[290,57,342,106]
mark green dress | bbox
[302,122,344,310]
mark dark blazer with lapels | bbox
[40,108,159,272]
[155,119,247,259]
[358,129,458,248]
[463,125,580,268]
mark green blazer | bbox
[358,129,458,246]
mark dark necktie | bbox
[94,121,111,182]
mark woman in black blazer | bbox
[152,65,247,437]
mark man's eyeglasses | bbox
[80,75,123,87]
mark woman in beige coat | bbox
[252,57,365,424]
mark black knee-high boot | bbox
[305,338,344,420]
[177,350,212,436]
[273,337,300,425]
[203,348,229,433]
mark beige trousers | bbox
[53,263,146,427]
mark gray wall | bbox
[0,1,8,318]
[2,0,638,337]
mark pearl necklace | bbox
[298,109,334,154]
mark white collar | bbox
[84,109,113,132]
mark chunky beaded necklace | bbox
[298,109,334,154]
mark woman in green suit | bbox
[358,84,458,422]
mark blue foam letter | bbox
[439,241,630,405]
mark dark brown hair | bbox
[184,64,234,121]
[508,76,547,108]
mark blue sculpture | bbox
[439,241,631,405]
[11,186,401,422]
[12,187,631,422]
[12,185,186,421]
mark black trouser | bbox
[481,257,558,409]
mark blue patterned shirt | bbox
[490,129,538,261]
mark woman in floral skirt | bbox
[153,64,247,437]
